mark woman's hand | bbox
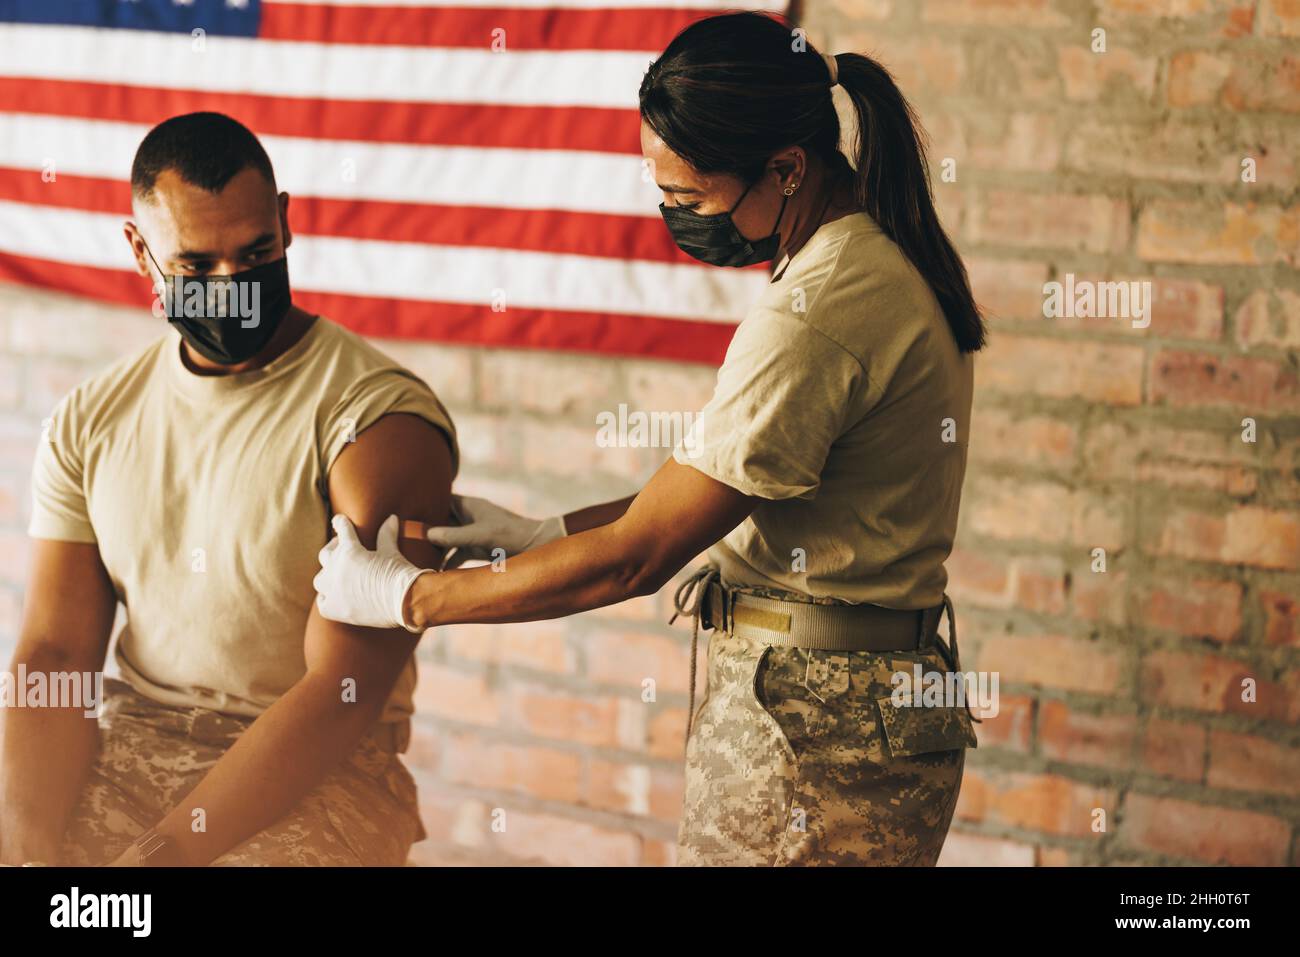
[425,494,566,566]
[314,514,431,631]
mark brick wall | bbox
[2,0,1297,866]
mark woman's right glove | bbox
[425,494,566,566]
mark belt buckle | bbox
[702,580,729,633]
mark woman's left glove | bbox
[314,514,431,631]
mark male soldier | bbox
[0,112,456,866]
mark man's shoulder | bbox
[58,333,171,422]
[308,316,453,415]
[309,317,410,375]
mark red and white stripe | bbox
[0,1,788,363]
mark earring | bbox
[783,183,798,196]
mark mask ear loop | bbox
[138,237,175,318]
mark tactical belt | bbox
[670,566,965,746]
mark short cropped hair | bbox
[131,112,276,201]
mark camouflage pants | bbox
[678,625,976,866]
[59,678,425,866]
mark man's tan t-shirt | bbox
[674,212,974,609]
[29,316,458,722]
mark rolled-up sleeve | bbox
[674,310,865,501]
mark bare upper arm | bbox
[303,413,454,683]
[15,540,116,670]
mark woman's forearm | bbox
[562,495,635,534]
[406,520,661,630]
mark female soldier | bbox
[314,10,986,866]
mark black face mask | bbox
[142,239,293,365]
[659,176,790,268]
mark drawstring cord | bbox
[939,594,981,725]
[669,567,722,748]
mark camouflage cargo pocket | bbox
[874,694,977,758]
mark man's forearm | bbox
[147,670,388,866]
[0,647,101,863]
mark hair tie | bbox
[822,52,839,87]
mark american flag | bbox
[0,0,788,364]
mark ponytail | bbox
[832,53,985,352]
[639,12,986,354]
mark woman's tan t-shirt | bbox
[674,212,974,610]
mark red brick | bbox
[1085,420,1266,486]
[980,633,1127,694]
[0,471,22,524]
[954,768,1115,837]
[946,549,1012,608]
[937,832,1036,866]
[586,631,692,694]
[1260,0,1300,35]
[966,478,1126,550]
[507,685,639,750]
[1059,46,1158,102]
[842,32,967,96]
[966,258,1051,322]
[438,620,574,674]
[477,351,621,417]
[413,662,503,726]
[968,407,1077,471]
[1141,716,1206,783]
[1119,793,1289,865]
[1234,288,1300,349]
[646,706,688,760]
[640,837,677,867]
[0,587,21,643]
[491,810,640,867]
[1099,0,1256,37]
[1138,201,1300,266]
[1207,730,1300,797]
[970,192,1130,254]
[1261,589,1300,647]
[981,336,1144,405]
[1141,651,1287,720]
[1151,504,1300,570]
[1035,845,1086,866]
[1148,350,1300,413]
[0,530,32,589]
[975,692,1035,751]
[586,759,683,823]
[0,356,20,410]
[441,732,582,803]
[623,361,717,417]
[922,0,1070,26]
[945,552,1068,616]
[1038,701,1139,768]
[1168,49,1300,112]
[1142,578,1243,641]
[964,113,1060,173]
[521,418,655,483]
[1072,569,1127,626]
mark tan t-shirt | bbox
[674,212,974,609]
[29,316,458,722]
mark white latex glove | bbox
[314,514,430,631]
[425,494,566,566]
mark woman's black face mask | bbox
[659,176,789,268]
[141,237,293,365]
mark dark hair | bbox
[131,112,276,201]
[639,12,985,353]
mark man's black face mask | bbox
[141,238,292,365]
